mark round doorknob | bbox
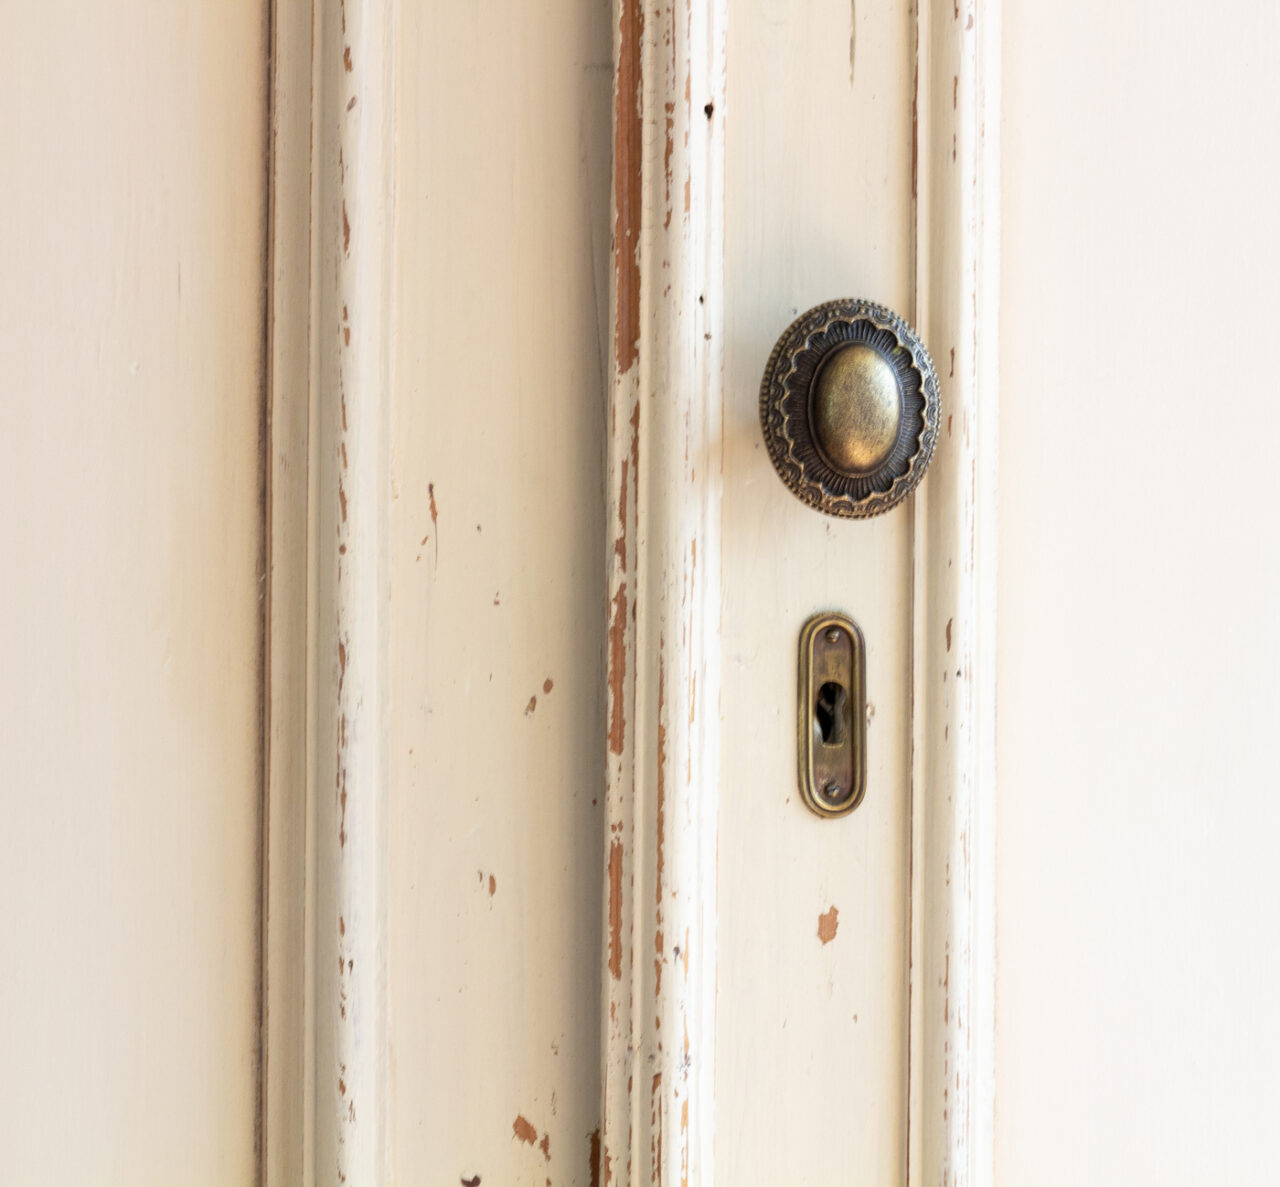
[759,298,940,518]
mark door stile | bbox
[909,0,1000,1182]
[600,0,727,1184]
[263,0,396,1183]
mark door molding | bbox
[599,1,727,1184]
[263,0,395,1183]
[909,0,1000,1182]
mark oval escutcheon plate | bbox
[759,298,940,518]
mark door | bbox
[356,0,963,1183]
[1,3,269,1182]
[10,0,1275,1183]
[996,3,1280,1183]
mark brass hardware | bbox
[798,611,866,818]
[760,298,940,518]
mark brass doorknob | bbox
[759,298,940,518]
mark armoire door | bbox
[1,4,270,1183]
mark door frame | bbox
[260,0,1000,1182]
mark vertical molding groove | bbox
[262,0,313,1179]
[265,0,395,1182]
[910,0,1000,1183]
[601,0,726,1183]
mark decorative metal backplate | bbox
[759,298,941,518]
[798,611,867,818]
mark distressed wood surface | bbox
[600,0,726,1184]
[385,2,614,1184]
[306,0,396,1182]
[909,0,1000,1183]
[996,3,1280,1182]
[717,2,917,1183]
[258,1,1001,1182]
[0,4,269,1181]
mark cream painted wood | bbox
[997,3,1280,1183]
[263,1,313,1181]
[718,2,916,1183]
[0,4,268,1183]
[385,2,614,1184]
[911,0,999,1182]
[600,1,725,1184]
[268,0,998,1180]
[308,0,396,1182]
[264,0,395,1181]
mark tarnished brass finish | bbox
[812,344,901,474]
[798,611,867,819]
[760,298,940,518]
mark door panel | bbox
[998,3,1280,1182]
[719,2,916,1182]
[388,1,613,1182]
[0,4,268,1182]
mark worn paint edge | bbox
[264,0,397,1182]
[314,0,396,1182]
[600,1,727,1184]
[908,0,1000,1184]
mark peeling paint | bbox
[513,1116,538,1146]
[608,839,624,980]
[613,0,644,374]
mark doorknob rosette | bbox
[759,298,940,518]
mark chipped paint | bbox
[818,905,840,945]
[600,2,724,1185]
[612,0,644,374]
[513,1116,538,1146]
[608,838,623,980]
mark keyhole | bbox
[815,681,847,747]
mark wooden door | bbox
[996,3,1280,1183]
[1,4,269,1182]
[265,0,992,1183]
[4,0,994,1182]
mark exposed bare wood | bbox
[909,0,999,1181]
[601,0,726,1183]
